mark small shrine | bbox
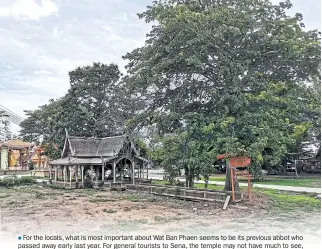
[0,139,33,170]
[0,139,48,170]
[48,131,150,188]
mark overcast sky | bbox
[0,0,321,134]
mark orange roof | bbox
[1,139,33,148]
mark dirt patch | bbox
[0,185,320,241]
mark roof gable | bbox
[67,135,125,157]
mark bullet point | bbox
[18,236,22,240]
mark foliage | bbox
[20,63,141,159]
[123,0,321,188]
[0,110,12,141]
[83,179,93,189]
[0,176,37,187]
[17,0,321,190]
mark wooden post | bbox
[81,166,84,188]
[248,169,251,200]
[102,164,105,182]
[69,166,72,189]
[54,166,57,181]
[90,165,94,182]
[223,195,231,210]
[142,163,145,179]
[140,165,142,179]
[230,167,235,202]
[132,161,135,185]
[63,166,66,187]
[147,164,149,179]
[113,162,116,183]
[49,165,52,181]
[75,166,78,184]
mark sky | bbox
[0,0,321,134]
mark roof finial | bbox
[65,128,69,137]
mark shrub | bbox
[0,176,37,187]
[84,179,93,189]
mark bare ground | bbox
[0,185,320,244]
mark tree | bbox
[0,111,12,141]
[20,62,142,159]
[67,62,126,137]
[123,0,321,190]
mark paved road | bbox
[1,170,321,194]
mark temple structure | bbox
[48,131,150,188]
[0,139,33,170]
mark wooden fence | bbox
[50,180,242,203]
[125,184,242,202]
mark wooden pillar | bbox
[54,166,57,181]
[132,161,135,185]
[102,164,105,182]
[90,165,94,182]
[142,163,145,178]
[49,165,52,181]
[147,164,149,179]
[69,166,72,189]
[75,166,78,184]
[139,165,142,179]
[81,166,84,188]
[113,162,116,183]
[63,165,66,187]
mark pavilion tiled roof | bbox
[68,135,125,157]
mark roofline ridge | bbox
[101,134,126,139]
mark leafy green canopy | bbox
[123,0,321,183]
[0,111,12,141]
[20,63,140,159]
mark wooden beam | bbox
[223,195,231,210]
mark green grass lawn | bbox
[256,188,321,211]
[205,176,321,188]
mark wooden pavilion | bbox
[48,131,150,188]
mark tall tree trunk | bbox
[204,174,209,189]
[224,160,240,191]
[184,166,194,188]
[190,167,194,188]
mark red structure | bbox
[216,154,252,202]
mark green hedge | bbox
[0,176,37,187]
